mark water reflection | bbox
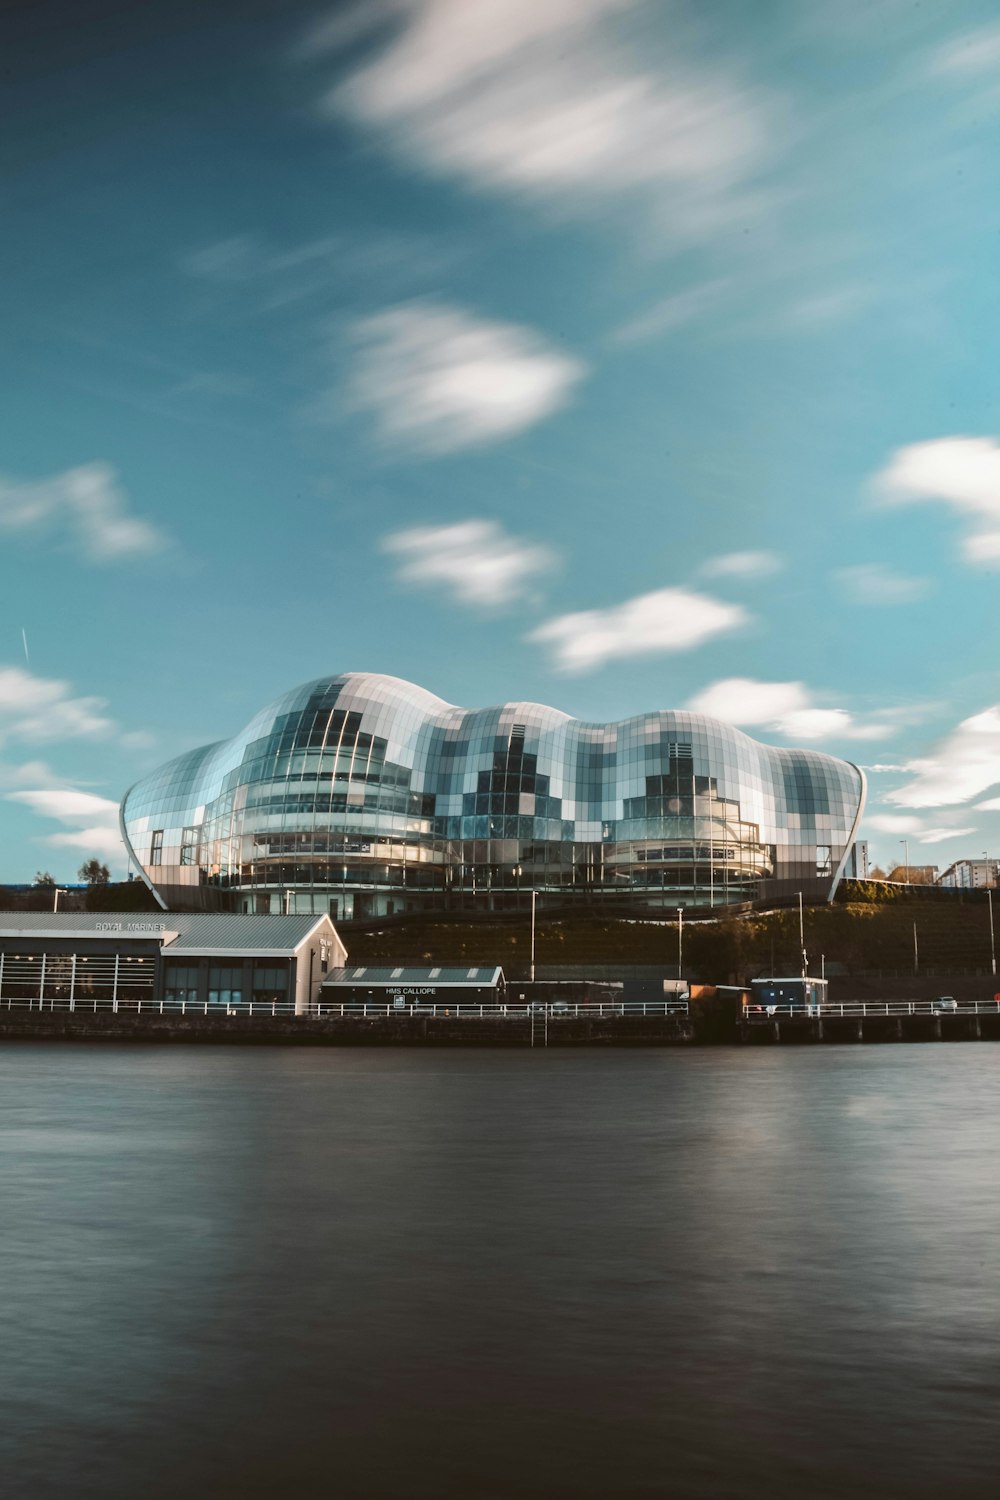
[1,1045,999,1499]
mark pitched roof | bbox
[0,911,343,957]
[323,965,503,987]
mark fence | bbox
[0,994,689,1021]
[0,951,155,1007]
[744,1000,1000,1019]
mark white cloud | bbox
[834,563,932,606]
[874,437,1000,568]
[931,23,1000,77]
[609,278,732,346]
[346,302,586,454]
[865,814,926,834]
[885,706,1000,808]
[784,284,872,328]
[865,810,980,851]
[382,519,556,606]
[9,789,119,822]
[0,463,168,561]
[699,550,783,580]
[0,666,113,746]
[0,759,57,790]
[685,677,891,741]
[917,826,977,845]
[310,0,781,242]
[529,587,747,674]
[6,787,125,860]
[975,796,1000,811]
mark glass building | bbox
[121,672,866,917]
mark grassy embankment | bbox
[343,888,996,981]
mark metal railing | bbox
[1,995,689,1020]
[743,1000,1000,1020]
[1,995,298,1017]
[314,1000,690,1019]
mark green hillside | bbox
[343,890,997,981]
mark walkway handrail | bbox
[743,999,1000,1019]
[0,996,690,1020]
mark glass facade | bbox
[121,673,866,917]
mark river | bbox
[1,1044,998,1498]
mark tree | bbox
[78,859,111,886]
[34,871,56,888]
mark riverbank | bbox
[4,1006,1000,1046]
[0,1009,696,1046]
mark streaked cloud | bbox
[885,705,1000,808]
[699,550,783,581]
[874,437,1000,567]
[6,787,124,859]
[181,228,460,308]
[609,278,732,347]
[783,283,872,329]
[345,302,586,454]
[915,826,977,845]
[930,22,1000,78]
[865,813,925,834]
[308,0,781,242]
[529,587,747,674]
[0,463,168,562]
[834,563,932,606]
[382,519,556,607]
[685,677,891,741]
[0,759,57,790]
[865,816,978,846]
[0,666,113,745]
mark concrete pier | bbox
[738,1010,1000,1044]
[0,1008,696,1048]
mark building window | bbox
[150,830,163,866]
[208,965,243,1006]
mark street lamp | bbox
[530,888,536,983]
[900,839,909,886]
[53,887,67,913]
[677,906,684,976]
[985,852,996,977]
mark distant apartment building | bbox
[937,859,999,890]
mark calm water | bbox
[1,1044,999,1500]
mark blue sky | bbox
[3,0,1000,880]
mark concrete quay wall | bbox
[0,1010,696,1048]
[739,1011,1000,1044]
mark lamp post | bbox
[53,887,67,913]
[798,891,807,980]
[677,906,684,977]
[530,888,536,983]
[900,839,909,887]
[985,852,996,976]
